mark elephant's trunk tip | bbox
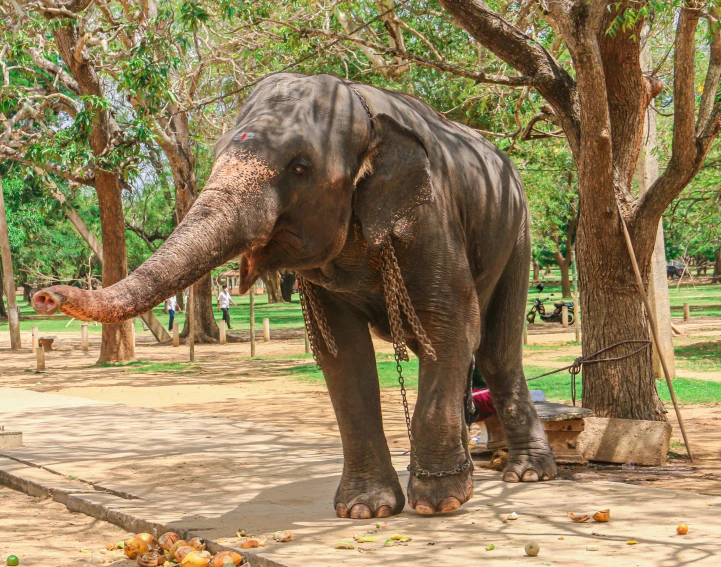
[32,289,63,315]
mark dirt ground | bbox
[1,319,720,566]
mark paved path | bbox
[1,387,718,566]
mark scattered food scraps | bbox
[677,524,689,535]
[376,522,387,529]
[508,512,519,520]
[6,556,19,567]
[627,540,638,545]
[273,531,293,543]
[212,551,243,567]
[525,541,540,557]
[593,509,610,523]
[586,545,599,551]
[390,534,412,542]
[486,544,495,551]
[567,512,590,523]
[558,537,565,540]
[240,536,267,549]
[354,536,377,543]
[335,542,355,550]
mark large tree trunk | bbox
[181,273,219,342]
[95,171,134,363]
[0,178,21,348]
[576,189,665,421]
[0,262,7,319]
[554,253,572,297]
[264,271,285,303]
[713,249,721,283]
[532,260,540,283]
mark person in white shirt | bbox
[217,284,237,329]
[164,295,179,331]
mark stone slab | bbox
[1,388,718,567]
[577,417,672,466]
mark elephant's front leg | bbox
[406,348,476,515]
[315,294,405,519]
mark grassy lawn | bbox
[97,360,201,374]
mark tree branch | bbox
[0,146,96,186]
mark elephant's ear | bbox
[353,114,435,249]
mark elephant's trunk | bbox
[32,150,278,323]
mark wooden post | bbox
[304,329,310,354]
[263,318,270,342]
[219,319,227,344]
[32,326,39,353]
[249,286,256,357]
[683,302,690,321]
[572,252,581,343]
[561,305,569,328]
[36,346,45,371]
[523,320,528,345]
[81,324,88,352]
[172,322,180,347]
[0,178,21,350]
[188,285,195,362]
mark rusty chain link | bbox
[297,276,337,368]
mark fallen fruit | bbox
[567,512,590,523]
[136,533,159,549]
[486,544,495,551]
[376,522,387,529]
[174,546,195,563]
[525,541,540,557]
[181,550,211,567]
[354,536,376,543]
[188,538,206,551]
[586,545,599,551]
[558,537,565,540]
[627,540,638,545]
[125,538,151,560]
[6,556,19,566]
[334,542,355,549]
[169,540,189,560]
[593,509,610,523]
[212,551,243,567]
[159,533,180,552]
[136,551,164,567]
[239,537,266,549]
[507,512,519,520]
[677,523,689,535]
[390,534,412,542]
[273,531,293,543]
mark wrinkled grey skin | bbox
[32,73,556,517]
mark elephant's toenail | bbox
[414,501,437,515]
[503,471,520,483]
[350,504,372,519]
[438,497,462,513]
[335,503,349,518]
[542,474,551,481]
[522,470,539,482]
[375,505,393,518]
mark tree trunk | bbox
[0,178,21,348]
[280,271,296,302]
[713,249,721,283]
[22,283,32,303]
[0,263,6,319]
[544,265,552,276]
[181,273,219,343]
[264,272,285,303]
[553,249,572,297]
[532,260,540,283]
[95,171,135,363]
[576,197,666,421]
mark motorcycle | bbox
[526,283,575,324]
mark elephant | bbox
[32,73,556,518]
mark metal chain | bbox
[379,236,472,479]
[297,276,338,368]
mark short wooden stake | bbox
[31,326,39,353]
[562,305,569,328]
[304,329,310,354]
[81,324,88,352]
[172,322,180,347]
[249,286,256,357]
[263,318,270,342]
[36,347,45,371]
[219,319,227,344]
[523,320,528,345]
[188,285,195,362]
[683,302,690,321]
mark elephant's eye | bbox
[289,158,310,176]
[291,165,305,175]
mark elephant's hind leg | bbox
[315,292,405,519]
[477,232,557,483]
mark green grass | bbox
[674,341,721,372]
[95,360,200,374]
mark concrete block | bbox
[577,417,671,466]
[0,430,22,449]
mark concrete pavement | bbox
[1,387,719,566]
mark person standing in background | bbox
[165,295,178,331]
[217,284,237,329]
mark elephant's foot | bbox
[407,465,474,515]
[334,474,405,519]
[503,439,557,482]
